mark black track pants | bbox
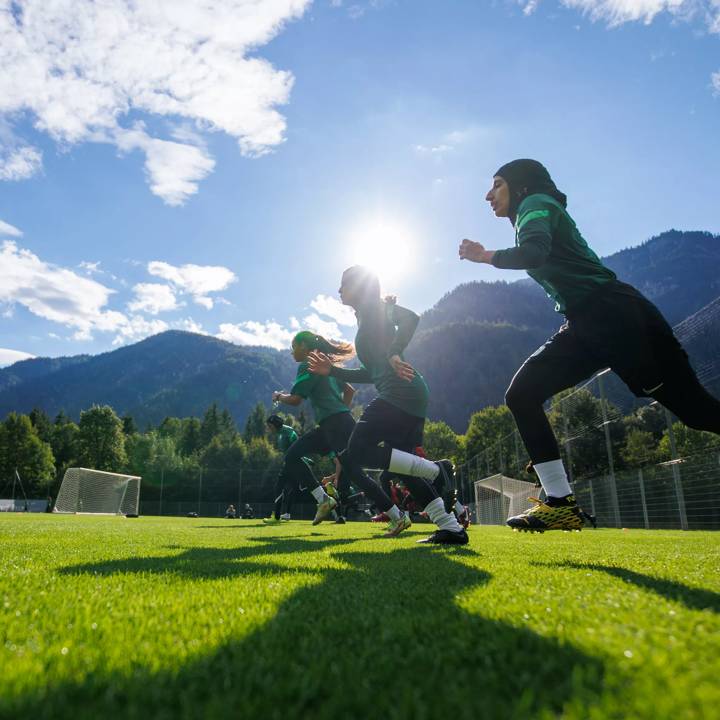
[339,398,437,512]
[273,412,356,519]
[505,281,720,464]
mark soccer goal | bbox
[54,468,141,516]
[474,473,538,525]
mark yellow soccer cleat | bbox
[506,496,584,533]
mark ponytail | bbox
[292,331,354,360]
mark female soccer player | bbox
[459,158,720,532]
[270,330,357,525]
[307,265,468,544]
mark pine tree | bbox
[122,415,138,436]
[243,403,267,444]
[220,409,237,436]
[29,408,53,444]
[179,417,203,457]
[200,404,221,447]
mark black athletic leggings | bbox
[273,412,356,518]
[339,398,437,512]
[506,281,720,464]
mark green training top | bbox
[291,361,350,424]
[491,193,616,314]
[329,300,429,419]
[275,425,298,453]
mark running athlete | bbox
[459,158,720,532]
[307,265,468,544]
[265,416,308,522]
[270,330,358,525]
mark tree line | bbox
[1,390,717,503]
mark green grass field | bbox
[0,515,718,720]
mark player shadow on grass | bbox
[19,537,608,720]
[59,536,360,580]
[537,561,720,614]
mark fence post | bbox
[664,408,688,530]
[563,415,575,492]
[499,473,506,522]
[588,478,596,517]
[197,468,203,516]
[237,469,243,513]
[598,373,621,527]
[638,468,649,529]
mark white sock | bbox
[454,500,465,516]
[533,459,572,498]
[386,505,401,521]
[388,449,439,480]
[424,497,462,532]
[311,486,328,504]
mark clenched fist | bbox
[459,238,493,264]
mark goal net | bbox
[54,468,141,515]
[474,473,538,525]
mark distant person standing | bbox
[460,159,720,532]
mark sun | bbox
[346,217,415,287]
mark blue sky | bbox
[1,0,719,365]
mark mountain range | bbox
[2,229,718,432]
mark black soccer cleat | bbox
[433,459,455,491]
[417,528,469,545]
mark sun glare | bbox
[346,218,416,287]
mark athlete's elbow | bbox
[524,250,548,269]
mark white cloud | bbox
[0,145,42,181]
[0,219,22,237]
[309,294,357,326]
[414,126,489,159]
[528,2,720,88]
[111,315,169,345]
[147,260,236,309]
[301,313,342,338]
[0,240,127,340]
[559,1,719,28]
[0,0,312,203]
[127,283,180,315]
[0,240,177,345]
[712,70,720,92]
[0,348,35,367]
[217,320,295,349]
[216,292,355,349]
[114,125,216,206]
[348,4,366,19]
[414,143,453,156]
[78,260,101,275]
[177,317,206,334]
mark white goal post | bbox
[54,467,141,516]
[474,473,538,525]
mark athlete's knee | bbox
[505,380,530,414]
[344,435,370,467]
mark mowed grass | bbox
[0,515,718,720]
